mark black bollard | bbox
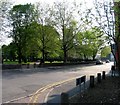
[61,92,69,105]
[90,76,94,88]
[102,71,106,80]
[111,65,115,76]
[97,73,101,83]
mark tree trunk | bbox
[92,55,96,61]
[63,49,67,63]
[42,49,45,64]
[84,54,86,60]
[116,42,120,76]
[18,46,22,64]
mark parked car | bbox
[96,60,103,65]
[106,60,110,63]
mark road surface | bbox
[2,62,113,103]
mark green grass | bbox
[3,61,19,64]
[3,61,63,64]
[45,61,63,63]
[3,61,32,64]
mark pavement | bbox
[69,74,120,104]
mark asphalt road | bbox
[2,62,113,103]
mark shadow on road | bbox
[46,80,90,104]
[45,70,112,104]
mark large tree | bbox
[35,24,61,63]
[114,1,120,74]
[9,4,37,63]
[2,42,17,62]
[35,3,61,63]
[75,26,105,60]
[51,1,77,63]
[93,0,120,74]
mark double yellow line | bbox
[28,76,82,104]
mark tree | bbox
[9,4,38,63]
[2,43,17,62]
[52,1,77,63]
[101,46,111,58]
[93,0,120,74]
[2,45,8,61]
[35,24,61,63]
[35,3,61,63]
[75,26,105,60]
[71,1,101,60]
[114,1,120,74]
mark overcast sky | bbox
[11,0,70,5]
[1,0,94,45]
[0,0,99,46]
[11,0,94,7]
[12,0,85,5]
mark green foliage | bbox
[2,42,17,61]
[9,3,38,63]
[3,1,109,64]
[75,26,105,60]
[36,24,61,59]
[114,3,120,41]
[101,46,111,58]
[51,2,78,62]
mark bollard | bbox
[102,71,106,80]
[90,76,94,88]
[97,73,101,83]
[76,78,80,86]
[111,65,115,76]
[61,92,69,105]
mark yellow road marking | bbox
[32,83,58,103]
[3,75,84,105]
[29,85,51,103]
[30,76,83,103]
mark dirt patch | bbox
[70,76,120,104]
